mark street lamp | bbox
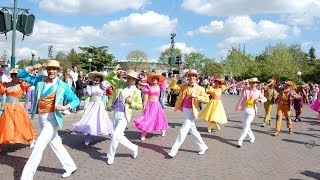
[297,71,302,85]
[31,50,35,66]
[88,58,92,72]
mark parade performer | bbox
[168,69,209,158]
[19,60,79,179]
[309,86,320,121]
[134,73,169,140]
[293,85,309,122]
[273,81,295,136]
[200,78,229,132]
[72,71,114,146]
[235,78,266,147]
[106,67,142,165]
[0,69,36,152]
[261,79,278,127]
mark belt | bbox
[90,96,102,102]
[6,96,20,103]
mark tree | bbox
[126,50,148,71]
[66,48,79,67]
[202,58,224,77]
[159,47,182,69]
[78,46,115,72]
[259,43,298,81]
[308,46,316,62]
[184,52,206,73]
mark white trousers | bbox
[24,89,34,111]
[21,115,76,180]
[107,111,137,159]
[238,107,255,145]
[169,108,207,155]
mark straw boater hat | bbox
[125,69,139,79]
[44,60,60,69]
[147,73,166,83]
[249,77,260,83]
[10,68,19,74]
[88,71,105,81]
[186,69,199,77]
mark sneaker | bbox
[168,152,176,158]
[198,146,208,155]
[260,123,266,127]
[107,157,114,165]
[208,128,212,133]
[132,145,138,159]
[249,139,255,143]
[289,128,293,134]
[161,130,166,137]
[216,124,221,131]
[141,132,147,141]
[29,140,35,148]
[61,168,76,178]
[273,132,280,136]
[237,141,242,148]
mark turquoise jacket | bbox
[18,69,80,128]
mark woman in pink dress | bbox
[310,90,320,121]
[134,73,169,141]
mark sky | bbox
[1,0,320,64]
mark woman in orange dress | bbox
[0,69,36,152]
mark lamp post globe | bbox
[31,50,36,66]
[88,58,92,72]
[297,71,302,76]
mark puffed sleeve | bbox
[141,84,151,94]
[86,85,92,96]
[20,82,30,91]
[100,80,111,91]
[0,83,7,94]
[159,82,166,91]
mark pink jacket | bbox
[235,88,267,114]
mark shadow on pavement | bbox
[201,134,239,148]
[300,170,320,179]
[0,154,63,180]
[131,141,169,157]
[59,130,109,162]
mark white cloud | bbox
[182,0,320,25]
[188,16,292,50]
[101,11,177,40]
[158,42,198,54]
[120,42,132,47]
[39,0,148,14]
[0,11,177,62]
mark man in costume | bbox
[19,60,79,179]
[168,69,209,158]
[106,68,143,165]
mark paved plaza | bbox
[1,95,320,180]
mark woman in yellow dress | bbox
[200,78,231,132]
[0,69,36,152]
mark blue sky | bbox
[1,0,320,63]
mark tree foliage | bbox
[78,46,115,72]
[126,50,148,71]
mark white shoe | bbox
[250,139,255,143]
[237,141,242,148]
[107,157,114,165]
[168,152,176,158]
[61,168,76,178]
[198,146,208,155]
[132,145,138,159]
[29,140,35,148]
[161,130,166,137]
